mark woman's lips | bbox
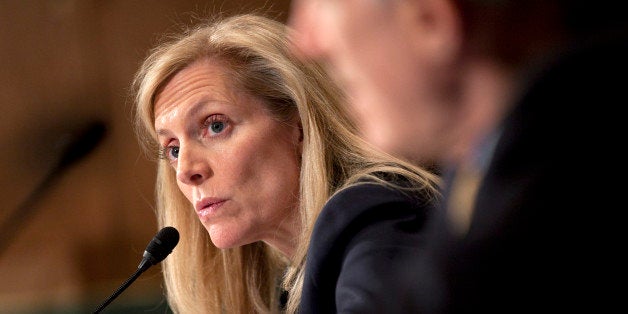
[195,199,226,220]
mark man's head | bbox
[288,0,621,165]
[290,0,466,165]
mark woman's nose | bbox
[175,145,211,185]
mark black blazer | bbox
[413,31,628,313]
[299,181,433,313]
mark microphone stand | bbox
[92,227,178,313]
[0,165,64,257]
[0,121,106,258]
[92,262,151,314]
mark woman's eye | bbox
[160,146,179,162]
[169,146,180,159]
[209,121,225,134]
[205,114,229,136]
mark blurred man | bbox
[290,0,627,312]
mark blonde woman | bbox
[133,13,439,313]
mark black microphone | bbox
[93,226,179,314]
[56,120,107,171]
[0,121,107,258]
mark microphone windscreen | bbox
[144,226,180,264]
[57,120,107,169]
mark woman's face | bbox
[153,58,302,256]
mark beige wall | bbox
[0,1,291,312]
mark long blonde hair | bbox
[133,13,440,313]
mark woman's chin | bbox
[207,226,250,249]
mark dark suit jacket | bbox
[413,30,628,313]
[299,181,433,313]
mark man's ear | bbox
[395,0,463,65]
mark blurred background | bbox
[0,0,291,313]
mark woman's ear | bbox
[293,119,304,158]
[395,0,463,66]
[298,121,304,142]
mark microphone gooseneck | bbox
[93,226,179,314]
[0,121,107,258]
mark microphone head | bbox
[143,226,180,266]
[57,120,107,169]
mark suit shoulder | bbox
[312,182,431,249]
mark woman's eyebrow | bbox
[155,98,226,137]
